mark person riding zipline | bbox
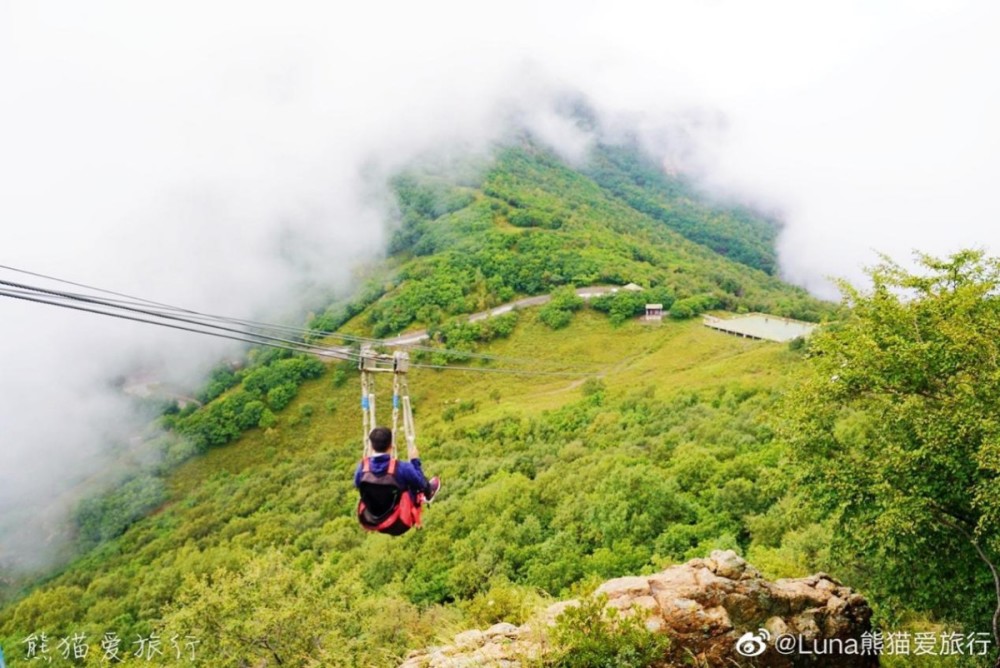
[355,426,440,535]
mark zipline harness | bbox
[360,347,415,458]
[356,347,424,535]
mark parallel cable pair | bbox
[0,264,597,378]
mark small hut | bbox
[645,303,664,321]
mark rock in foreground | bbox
[401,550,877,667]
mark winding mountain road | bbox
[378,285,621,348]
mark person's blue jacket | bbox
[354,453,430,498]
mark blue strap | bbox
[393,394,399,409]
[361,396,369,410]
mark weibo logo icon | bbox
[734,628,771,657]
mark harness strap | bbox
[362,457,371,473]
[391,371,400,455]
[374,504,403,532]
[361,370,374,457]
[362,491,422,533]
[400,376,416,452]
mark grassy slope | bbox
[0,143,833,666]
[0,312,814,666]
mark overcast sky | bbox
[1,0,998,568]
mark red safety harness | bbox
[356,457,423,536]
[356,349,426,536]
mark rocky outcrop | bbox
[401,550,877,667]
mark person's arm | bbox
[400,459,431,495]
[353,460,363,489]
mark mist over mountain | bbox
[0,134,834,663]
[2,4,999,663]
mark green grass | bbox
[174,311,790,498]
[0,307,811,667]
[0,139,845,667]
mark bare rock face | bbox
[401,550,877,667]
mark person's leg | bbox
[427,476,441,501]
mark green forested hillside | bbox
[7,142,982,667]
[317,143,822,340]
[1,312,814,666]
[584,143,781,275]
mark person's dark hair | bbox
[369,427,392,453]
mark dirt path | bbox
[380,285,620,348]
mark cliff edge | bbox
[402,550,877,667]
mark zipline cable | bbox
[0,262,203,312]
[0,288,357,362]
[0,288,593,377]
[0,264,601,369]
[0,264,376,347]
[0,270,366,345]
[0,277,360,362]
[0,265,600,376]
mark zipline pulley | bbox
[359,346,415,458]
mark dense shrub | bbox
[74,475,167,549]
[197,364,242,403]
[669,294,719,319]
[266,383,298,411]
[539,287,584,330]
[547,595,670,667]
[539,306,573,329]
[243,357,325,399]
[170,355,324,452]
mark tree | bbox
[266,383,298,411]
[783,250,1000,662]
[161,550,337,667]
[548,595,670,667]
[540,287,584,329]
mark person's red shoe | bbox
[427,477,442,502]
